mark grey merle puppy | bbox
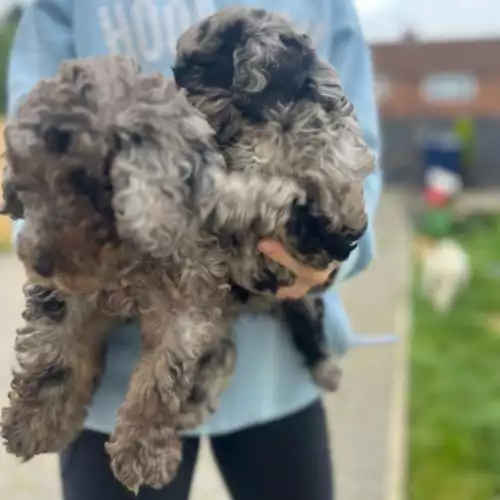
[0,55,237,492]
[173,6,374,392]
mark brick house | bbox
[371,36,500,186]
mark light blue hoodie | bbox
[9,0,382,436]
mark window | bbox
[374,74,392,103]
[420,72,478,103]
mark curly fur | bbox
[0,7,374,494]
[173,7,373,390]
[173,6,373,288]
[1,55,233,492]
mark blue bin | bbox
[421,132,463,183]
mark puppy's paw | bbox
[311,355,342,392]
[286,199,366,265]
[106,424,182,493]
[1,366,78,459]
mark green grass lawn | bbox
[410,215,500,500]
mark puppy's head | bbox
[109,75,226,259]
[5,55,138,292]
[173,7,316,119]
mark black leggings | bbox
[60,399,333,500]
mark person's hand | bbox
[258,239,337,300]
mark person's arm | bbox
[327,0,382,284]
[7,0,75,241]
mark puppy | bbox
[173,6,374,392]
[420,237,470,313]
[1,55,236,492]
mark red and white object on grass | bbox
[423,166,463,207]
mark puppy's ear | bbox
[174,19,245,91]
[268,34,316,94]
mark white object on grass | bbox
[420,237,471,313]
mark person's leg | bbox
[59,429,200,500]
[210,399,333,500]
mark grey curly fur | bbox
[1,55,235,492]
[0,6,374,494]
[173,6,373,288]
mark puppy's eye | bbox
[43,126,72,154]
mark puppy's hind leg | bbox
[280,296,342,392]
[1,284,113,460]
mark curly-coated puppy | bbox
[173,6,374,391]
[1,55,236,492]
[1,8,374,489]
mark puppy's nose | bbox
[32,253,55,278]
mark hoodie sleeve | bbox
[8,0,75,115]
[326,0,383,284]
[7,0,75,241]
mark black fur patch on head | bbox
[174,20,245,91]
[43,126,72,154]
[234,35,316,122]
[286,199,364,263]
[264,35,315,97]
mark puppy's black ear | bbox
[43,126,72,154]
[273,34,316,93]
[174,19,245,91]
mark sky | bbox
[0,0,499,42]
[355,0,500,41]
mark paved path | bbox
[0,189,411,500]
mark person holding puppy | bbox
[8,0,381,499]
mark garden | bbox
[410,213,500,500]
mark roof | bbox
[371,37,500,79]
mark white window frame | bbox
[420,72,478,103]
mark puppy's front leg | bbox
[106,296,227,493]
[1,284,113,459]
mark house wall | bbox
[378,76,500,119]
[380,118,500,187]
